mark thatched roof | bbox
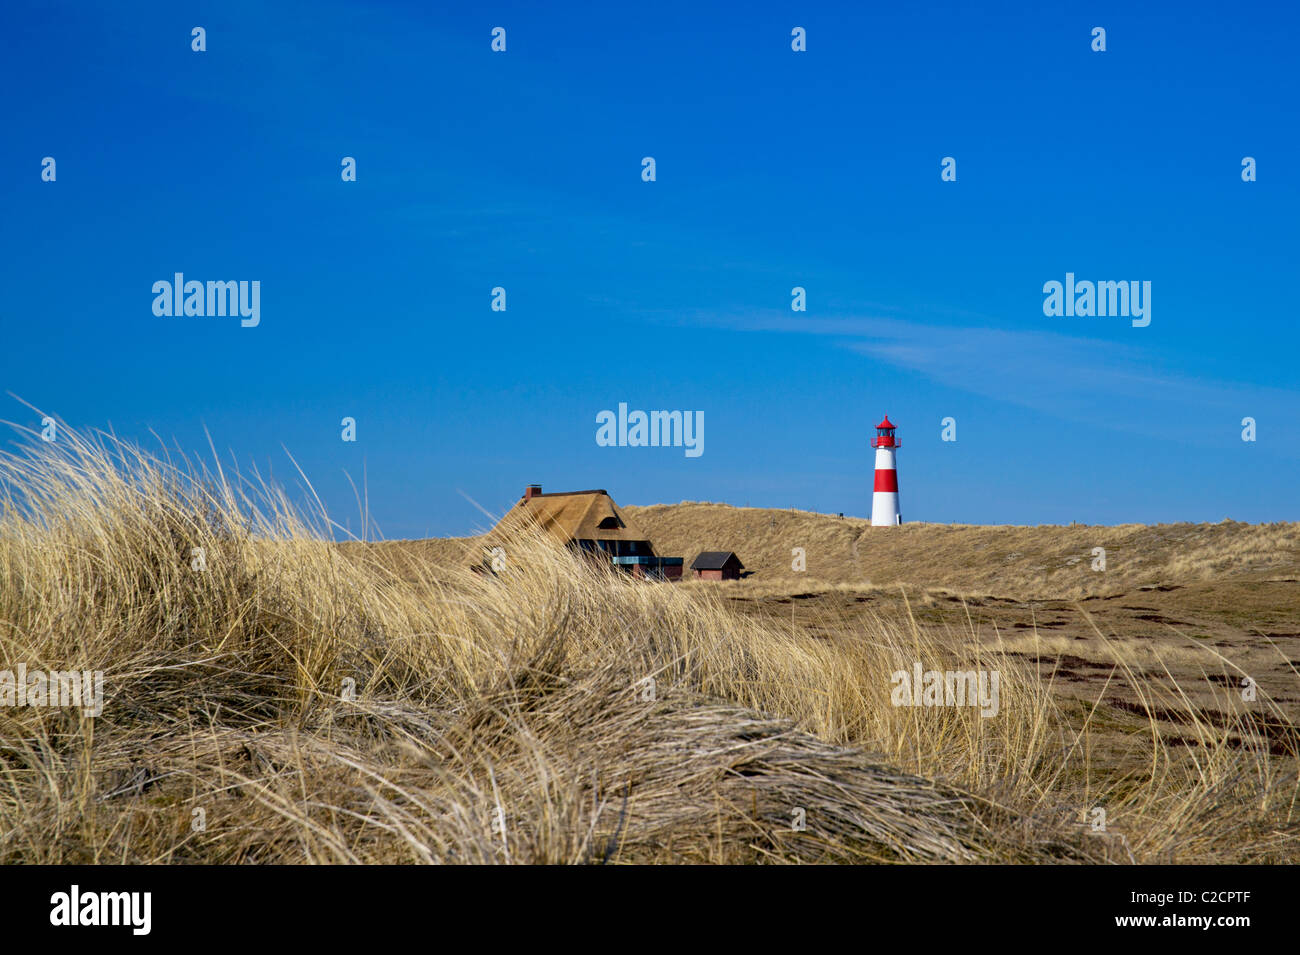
[490,489,650,544]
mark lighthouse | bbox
[871,415,902,526]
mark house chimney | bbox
[525,484,542,500]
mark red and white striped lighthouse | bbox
[871,415,902,526]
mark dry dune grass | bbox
[625,502,1300,598]
[0,424,1296,863]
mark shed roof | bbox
[690,551,743,571]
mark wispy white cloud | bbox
[690,309,1300,452]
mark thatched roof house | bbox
[486,485,682,579]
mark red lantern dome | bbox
[872,415,899,449]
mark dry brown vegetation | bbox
[1,429,1297,863]
[623,502,1300,598]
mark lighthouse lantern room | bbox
[870,415,902,526]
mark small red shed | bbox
[690,551,744,581]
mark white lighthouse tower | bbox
[870,415,901,526]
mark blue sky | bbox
[2,0,1297,537]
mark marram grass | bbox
[0,423,1295,863]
